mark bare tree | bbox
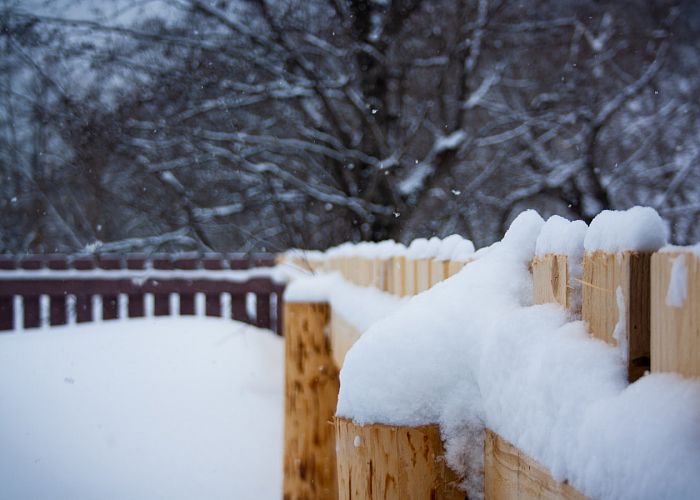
[1,0,698,253]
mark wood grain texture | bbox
[532,254,570,310]
[484,430,586,500]
[330,309,363,369]
[651,251,700,378]
[335,417,464,500]
[283,303,340,500]
[582,251,651,382]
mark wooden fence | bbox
[281,244,699,499]
[0,253,285,334]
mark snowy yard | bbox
[0,317,283,499]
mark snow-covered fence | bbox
[281,208,700,500]
[0,253,285,334]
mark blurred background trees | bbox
[1,0,698,253]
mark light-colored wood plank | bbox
[582,251,652,382]
[532,254,570,310]
[415,258,432,293]
[283,302,339,500]
[484,430,586,500]
[405,258,417,296]
[651,251,700,378]
[336,417,463,500]
[330,309,363,369]
[431,260,450,287]
[342,257,352,283]
[372,258,390,291]
[447,260,470,278]
[390,256,406,296]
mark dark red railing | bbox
[0,254,285,334]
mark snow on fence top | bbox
[281,234,475,264]
[280,206,700,500]
[661,242,700,257]
[583,205,669,253]
[285,273,405,333]
[535,215,588,258]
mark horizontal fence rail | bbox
[0,253,285,334]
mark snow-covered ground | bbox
[0,317,283,499]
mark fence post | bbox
[335,418,463,500]
[532,254,570,310]
[0,256,16,331]
[484,254,587,500]
[283,302,339,500]
[582,251,652,382]
[484,429,585,500]
[651,250,699,377]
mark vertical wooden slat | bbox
[532,254,570,310]
[50,295,67,326]
[447,259,469,277]
[582,251,652,382]
[98,255,121,321]
[179,291,195,316]
[651,251,699,378]
[390,256,406,296]
[415,258,432,293]
[484,429,585,500]
[153,294,170,316]
[152,255,172,316]
[275,290,284,335]
[283,302,339,500]
[23,295,40,328]
[430,259,449,287]
[128,294,145,318]
[231,293,247,322]
[73,257,94,323]
[46,254,69,326]
[205,293,221,317]
[75,295,92,323]
[255,293,271,329]
[175,252,198,317]
[335,418,463,500]
[0,257,16,330]
[102,295,119,321]
[0,295,13,331]
[404,258,417,296]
